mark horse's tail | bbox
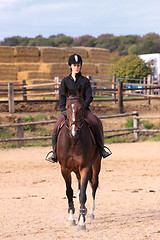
[88,166,93,184]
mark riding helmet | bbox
[68,54,83,66]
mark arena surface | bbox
[0,141,160,240]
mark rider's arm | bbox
[83,78,93,109]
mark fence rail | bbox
[0,112,159,146]
[0,74,160,113]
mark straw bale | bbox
[14,47,39,57]
[48,63,69,76]
[39,63,50,72]
[0,47,14,56]
[14,56,40,63]
[17,71,52,82]
[40,47,64,63]
[87,48,110,63]
[0,63,18,70]
[96,63,111,77]
[0,73,17,81]
[81,63,97,76]
[64,47,88,62]
[0,56,14,63]
[16,63,40,72]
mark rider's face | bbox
[70,63,81,75]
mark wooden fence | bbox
[0,74,160,113]
[0,112,160,147]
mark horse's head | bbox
[66,88,84,139]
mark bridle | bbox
[65,97,84,136]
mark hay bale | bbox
[0,57,14,63]
[40,47,64,63]
[17,71,52,82]
[82,63,97,76]
[0,47,15,62]
[87,48,110,63]
[64,47,88,62]
[17,63,40,72]
[0,47,14,56]
[47,63,69,78]
[14,56,40,63]
[96,63,111,77]
[14,47,40,57]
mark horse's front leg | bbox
[78,168,89,230]
[61,167,76,226]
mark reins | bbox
[65,96,84,133]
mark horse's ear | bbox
[77,85,82,97]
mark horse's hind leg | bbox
[61,168,76,226]
[90,157,101,220]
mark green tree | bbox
[73,35,96,47]
[110,55,153,80]
[95,34,120,52]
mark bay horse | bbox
[56,89,102,230]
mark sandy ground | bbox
[0,142,160,240]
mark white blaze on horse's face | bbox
[71,103,76,137]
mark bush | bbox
[110,55,153,79]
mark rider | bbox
[49,54,110,162]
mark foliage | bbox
[22,115,36,131]
[109,55,153,79]
[1,32,160,56]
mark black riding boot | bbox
[95,128,112,158]
[50,133,57,163]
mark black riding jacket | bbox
[59,72,93,112]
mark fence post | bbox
[147,75,152,105]
[55,77,60,93]
[8,82,15,113]
[118,81,123,113]
[88,76,94,97]
[143,77,147,95]
[17,118,24,147]
[54,77,60,110]
[22,79,27,101]
[112,73,116,104]
[133,111,139,141]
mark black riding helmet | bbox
[68,54,83,66]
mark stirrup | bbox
[45,151,57,163]
[103,146,112,155]
[101,146,112,158]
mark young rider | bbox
[49,54,110,162]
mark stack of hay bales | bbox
[18,71,52,85]
[40,47,64,63]
[0,64,18,82]
[87,48,110,77]
[0,46,111,87]
[63,47,88,62]
[14,46,40,63]
[0,47,14,63]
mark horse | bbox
[56,89,102,230]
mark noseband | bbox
[65,97,84,136]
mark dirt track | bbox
[0,142,160,240]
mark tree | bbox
[110,55,153,80]
[73,35,96,47]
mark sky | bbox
[0,0,160,41]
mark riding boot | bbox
[94,127,111,158]
[50,133,57,163]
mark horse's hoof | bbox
[67,220,76,226]
[77,225,86,231]
[91,214,95,220]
